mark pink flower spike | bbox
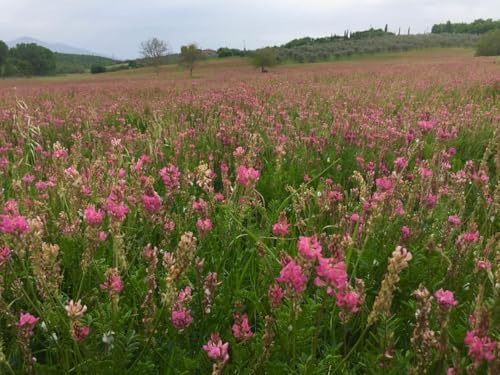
[203,333,229,364]
[297,235,322,260]
[434,288,457,307]
[0,245,12,267]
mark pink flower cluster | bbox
[276,259,307,294]
[142,190,162,213]
[0,214,29,235]
[314,258,348,293]
[464,330,497,363]
[100,269,124,297]
[104,193,129,221]
[159,163,181,192]
[434,288,458,307]
[236,165,260,188]
[272,213,290,237]
[171,286,193,330]
[232,313,253,342]
[203,333,229,364]
[196,218,213,234]
[83,205,105,226]
[17,312,39,337]
[297,236,322,260]
[0,245,11,267]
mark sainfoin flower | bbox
[268,283,284,308]
[375,177,393,192]
[18,313,39,329]
[0,245,12,267]
[159,163,181,192]
[83,205,105,226]
[434,288,457,307]
[314,258,348,294]
[276,259,307,294]
[464,331,496,362]
[203,333,229,364]
[142,190,162,213]
[236,165,260,187]
[0,214,30,234]
[196,218,213,233]
[401,226,411,240]
[171,286,193,330]
[65,300,87,319]
[335,290,361,313]
[297,235,322,260]
[272,213,290,237]
[100,268,124,296]
[232,313,253,342]
[448,215,461,226]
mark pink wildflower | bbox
[462,230,480,243]
[196,218,213,233]
[171,286,193,330]
[142,190,162,213]
[464,331,497,362]
[335,290,361,313]
[268,283,284,308]
[0,214,29,235]
[425,193,437,208]
[100,269,124,296]
[159,164,181,192]
[232,313,253,342]
[375,177,393,193]
[73,325,90,341]
[272,213,290,237]
[419,167,433,178]
[203,333,229,364]
[83,206,105,226]
[0,245,12,266]
[236,165,260,188]
[98,231,108,241]
[394,157,408,170]
[434,288,457,307]
[276,259,307,294]
[314,258,347,294]
[297,235,322,260]
[476,260,491,270]
[448,215,461,226]
[17,312,39,336]
[401,226,411,240]
[104,195,129,221]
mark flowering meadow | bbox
[0,51,498,374]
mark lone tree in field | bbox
[140,37,169,71]
[251,47,278,73]
[180,43,204,77]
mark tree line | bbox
[431,19,500,34]
[0,41,56,77]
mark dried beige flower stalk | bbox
[368,246,412,326]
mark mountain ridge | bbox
[7,36,109,57]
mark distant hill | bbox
[7,36,98,55]
[54,53,119,74]
[6,37,120,74]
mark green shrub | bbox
[475,28,500,56]
[90,64,106,74]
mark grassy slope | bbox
[1,48,491,85]
[54,52,119,74]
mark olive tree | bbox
[180,43,204,77]
[251,47,278,73]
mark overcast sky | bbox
[1,0,499,59]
